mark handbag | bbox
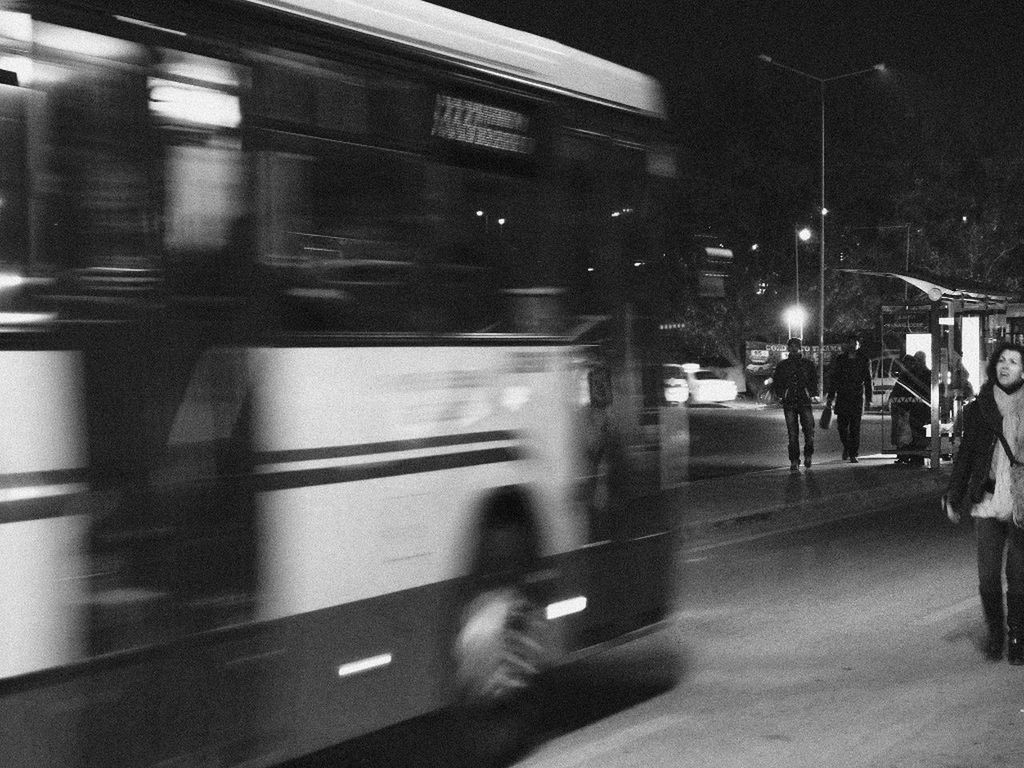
[818,404,832,429]
[995,431,1024,529]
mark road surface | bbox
[686,402,898,480]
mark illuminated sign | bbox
[431,94,535,154]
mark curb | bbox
[675,462,949,550]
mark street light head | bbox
[798,227,812,241]
[783,305,807,324]
[873,63,886,72]
[758,54,773,63]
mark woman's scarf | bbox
[982,383,1024,519]
[994,382,1024,451]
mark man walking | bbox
[825,333,873,463]
[771,337,819,470]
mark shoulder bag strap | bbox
[996,429,1023,467]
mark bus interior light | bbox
[0,312,56,325]
[545,596,587,620]
[0,272,26,290]
[337,653,393,678]
[149,79,241,128]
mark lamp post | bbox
[794,226,812,304]
[759,54,885,396]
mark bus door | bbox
[562,133,675,643]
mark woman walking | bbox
[943,341,1024,664]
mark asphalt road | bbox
[517,497,1022,768]
[686,401,896,481]
[286,494,1023,768]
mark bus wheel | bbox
[454,586,549,765]
[455,502,552,765]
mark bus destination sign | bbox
[431,94,535,155]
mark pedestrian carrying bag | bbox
[995,431,1024,529]
[818,405,832,429]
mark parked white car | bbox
[662,364,691,404]
[683,364,738,404]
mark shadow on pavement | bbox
[537,642,685,739]
[283,642,687,768]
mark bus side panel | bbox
[251,343,578,751]
[0,350,88,478]
[252,345,583,613]
[270,580,462,755]
[0,349,89,679]
[0,347,89,767]
[0,514,89,678]
[542,529,675,654]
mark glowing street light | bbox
[784,305,807,340]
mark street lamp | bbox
[784,305,807,340]
[759,54,885,395]
[794,226,812,304]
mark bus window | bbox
[0,80,30,273]
[558,134,647,314]
[256,145,426,332]
[154,50,247,299]
[253,60,544,335]
[31,23,158,276]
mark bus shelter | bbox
[840,270,1015,472]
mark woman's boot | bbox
[980,589,1005,661]
[1006,593,1024,665]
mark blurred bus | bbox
[0,1,681,765]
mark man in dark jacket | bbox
[771,337,819,470]
[825,333,873,462]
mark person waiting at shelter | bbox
[943,341,1024,664]
[825,333,873,463]
[891,352,931,465]
[771,337,819,470]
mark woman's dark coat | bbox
[946,384,1002,516]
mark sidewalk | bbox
[674,454,950,550]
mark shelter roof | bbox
[837,269,1015,305]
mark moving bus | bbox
[0,1,681,765]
